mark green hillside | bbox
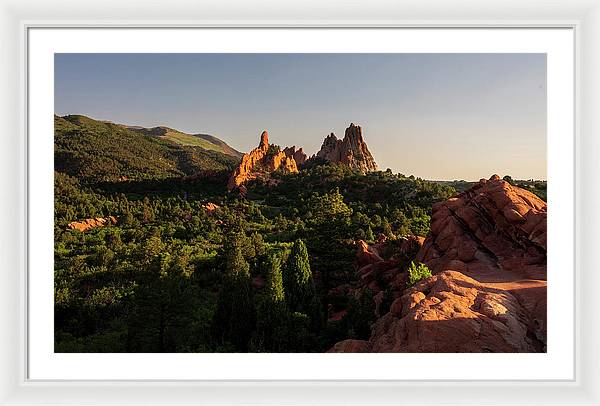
[55,115,239,183]
[122,125,243,158]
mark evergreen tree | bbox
[127,251,196,352]
[304,189,354,290]
[264,254,285,303]
[283,239,322,332]
[212,243,256,351]
[253,254,288,352]
[283,239,314,312]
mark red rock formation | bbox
[67,216,118,232]
[227,131,270,190]
[227,131,300,191]
[416,174,547,280]
[354,235,425,298]
[316,123,378,172]
[330,176,547,353]
[355,240,383,268]
[283,146,308,166]
[265,150,298,173]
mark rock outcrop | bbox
[316,123,378,172]
[325,235,425,323]
[202,202,220,213]
[227,131,299,191]
[283,146,308,166]
[67,216,118,232]
[329,175,547,353]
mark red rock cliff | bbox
[329,175,547,353]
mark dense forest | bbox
[54,115,546,352]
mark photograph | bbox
[53,52,547,353]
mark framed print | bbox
[1,0,599,404]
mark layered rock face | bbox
[67,216,118,232]
[329,175,547,353]
[316,123,378,172]
[227,131,299,191]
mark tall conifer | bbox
[212,243,255,351]
[283,239,315,313]
[253,254,288,352]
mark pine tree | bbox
[283,239,314,312]
[253,254,288,352]
[305,189,354,290]
[212,244,256,351]
[127,251,195,352]
[283,240,322,333]
[264,254,285,303]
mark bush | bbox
[406,261,432,287]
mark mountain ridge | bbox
[118,123,243,158]
[59,114,243,158]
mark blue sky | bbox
[55,53,546,180]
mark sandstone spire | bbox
[316,123,378,172]
[259,131,269,151]
[227,130,299,191]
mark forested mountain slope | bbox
[55,115,239,183]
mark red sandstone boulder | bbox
[367,270,546,352]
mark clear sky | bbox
[55,53,546,180]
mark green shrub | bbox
[406,261,432,287]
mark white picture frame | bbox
[1,0,599,404]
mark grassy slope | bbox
[121,125,243,158]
